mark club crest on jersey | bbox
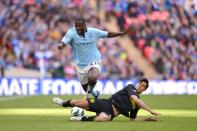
[89,98,95,103]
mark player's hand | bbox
[124,25,137,34]
[57,43,64,50]
[144,117,158,122]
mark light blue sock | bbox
[91,89,98,98]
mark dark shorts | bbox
[87,98,115,119]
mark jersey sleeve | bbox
[61,29,73,45]
[92,28,108,38]
[126,84,138,96]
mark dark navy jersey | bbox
[109,84,140,118]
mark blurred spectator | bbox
[0,0,142,80]
[2,0,195,80]
[109,0,197,80]
[0,59,5,77]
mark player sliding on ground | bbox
[52,78,161,122]
[58,17,136,98]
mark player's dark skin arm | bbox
[57,42,66,50]
[107,25,136,38]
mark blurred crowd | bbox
[0,0,143,80]
[105,0,197,80]
[0,0,196,80]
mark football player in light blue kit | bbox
[58,18,136,98]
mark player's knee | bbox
[88,67,99,84]
[70,100,78,106]
[95,112,111,122]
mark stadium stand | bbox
[105,0,196,80]
[0,0,143,79]
[0,0,196,80]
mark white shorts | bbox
[76,60,102,85]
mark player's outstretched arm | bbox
[130,95,161,116]
[57,42,66,50]
[107,25,136,38]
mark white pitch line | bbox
[0,109,197,117]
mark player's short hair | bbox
[75,17,85,24]
[139,78,149,89]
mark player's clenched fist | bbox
[57,43,65,50]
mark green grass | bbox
[0,95,197,131]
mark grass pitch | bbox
[0,95,197,131]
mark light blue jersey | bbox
[61,27,108,67]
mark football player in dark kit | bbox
[52,78,161,122]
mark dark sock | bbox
[82,83,89,92]
[62,100,73,107]
[82,116,96,121]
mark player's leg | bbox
[76,62,101,99]
[87,67,100,98]
[82,83,99,99]
[94,112,111,122]
[81,83,90,98]
[88,67,99,86]
[81,83,88,92]
[70,112,111,122]
[70,99,112,122]
[76,66,92,98]
[51,97,89,109]
[69,99,89,109]
[72,112,110,122]
[79,68,100,99]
